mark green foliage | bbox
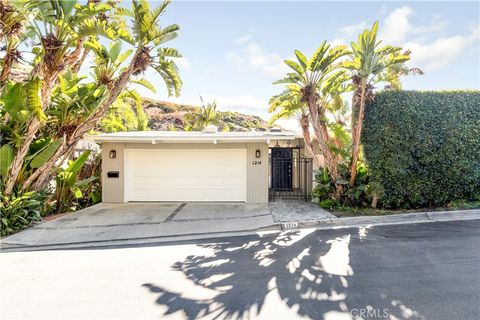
[0,144,14,181]
[29,138,63,169]
[184,97,220,130]
[99,94,149,132]
[363,90,480,208]
[53,150,97,214]
[0,191,46,236]
[312,162,371,208]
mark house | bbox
[87,128,322,204]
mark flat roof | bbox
[86,130,301,144]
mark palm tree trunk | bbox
[3,119,40,195]
[26,48,142,190]
[32,141,75,191]
[306,96,339,181]
[349,80,366,186]
[21,135,66,191]
[0,49,14,88]
[4,40,86,194]
[300,114,320,168]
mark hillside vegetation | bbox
[142,98,271,132]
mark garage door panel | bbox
[128,176,245,189]
[126,149,246,202]
[129,165,244,177]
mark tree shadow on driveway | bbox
[141,224,438,320]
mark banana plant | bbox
[185,97,220,130]
[274,43,350,184]
[344,21,411,186]
[3,0,119,195]
[268,87,320,168]
[30,0,183,191]
[54,150,96,214]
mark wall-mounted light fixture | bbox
[109,150,116,159]
[255,149,261,158]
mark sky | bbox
[134,1,480,129]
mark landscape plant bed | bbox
[328,199,480,218]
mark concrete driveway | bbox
[1,202,280,248]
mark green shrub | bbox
[312,162,371,208]
[1,191,46,236]
[363,90,480,208]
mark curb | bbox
[288,209,480,230]
[0,225,280,253]
[2,210,478,253]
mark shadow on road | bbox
[142,226,426,320]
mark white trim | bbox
[86,131,298,144]
[124,149,128,203]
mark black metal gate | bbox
[269,149,313,201]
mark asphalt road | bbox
[1,220,479,320]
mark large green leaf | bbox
[294,50,308,71]
[26,78,46,122]
[30,138,63,169]
[0,144,14,178]
[60,0,77,16]
[130,78,156,93]
[66,150,91,173]
[284,60,304,76]
[2,83,25,116]
[109,41,122,62]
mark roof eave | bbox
[85,134,297,144]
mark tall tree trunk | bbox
[349,80,366,186]
[306,95,339,181]
[300,113,321,169]
[3,40,85,195]
[26,48,142,190]
[3,119,40,195]
[21,135,66,191]
[0,48,14,89]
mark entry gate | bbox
[269,148,313,201]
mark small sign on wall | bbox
[252,160,262,165]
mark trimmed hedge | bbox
[363,90,480,208]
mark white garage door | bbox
[126,149,246,202]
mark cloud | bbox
[375,6,475,71]
[227,37,289,79]
[379,6,447,44]
[380,6,414,43]
[405,30,479,70]
[234,34,253,44]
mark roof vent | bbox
[270,127,282,132]
[204,125,218,133]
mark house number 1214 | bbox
[252,160,262,165]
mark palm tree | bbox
[268,88,320,168]
[186,97,220,130]
[28,0,182,190]
[345,22,411,186]
[274,42,349,184]
[3,0,117,195]
[0,0,26,88]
